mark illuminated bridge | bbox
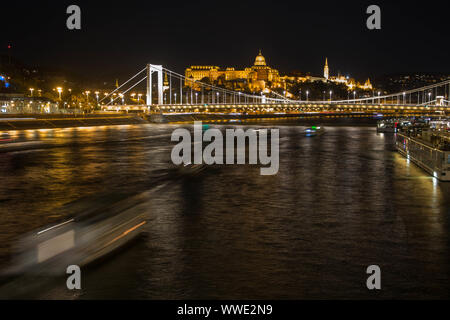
[101,64,450,116]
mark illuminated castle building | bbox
[185,50,280,92]
[184,53,374,94]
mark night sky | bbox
[2,0,449,82]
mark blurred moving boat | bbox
[0,163,210,297]
[3,190,157,278]
[0,132,44,152]
[304,126,324,137]
[2,162,207,282]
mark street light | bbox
[403,92,406,104]
[329,90,333,101]
[95,91,100,104]
[174,93,177,104]
[56,87,63,100]
[29,88,34,97]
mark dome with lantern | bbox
[254,50,267,66]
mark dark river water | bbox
[0,123,449,299]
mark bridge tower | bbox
[146,64,164,106]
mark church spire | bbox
[324,57,329,80]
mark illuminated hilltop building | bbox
[325,58,373,90]
[184,53,373,94]
[360,78,373,90]
[185,50,280,92]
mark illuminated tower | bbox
[163,73,169,91]
[115,79,119,88]
[324,58,329,80]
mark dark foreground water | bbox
[0,123,449,299]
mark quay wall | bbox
[0,114,146,130]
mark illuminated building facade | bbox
[185,51,280,91]
[325,58,373,90]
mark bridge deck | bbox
[103,103,449,114]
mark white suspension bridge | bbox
[100,64,450,115]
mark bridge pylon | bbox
[146,64,163,106]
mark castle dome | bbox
[254,50,266,66]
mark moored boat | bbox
[396,119,450,181]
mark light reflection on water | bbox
[0,124,449,299]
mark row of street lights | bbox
[28,87,149,106]
[298,89,383,103]
[298,90,340,102]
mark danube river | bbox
[0,123,448,299]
